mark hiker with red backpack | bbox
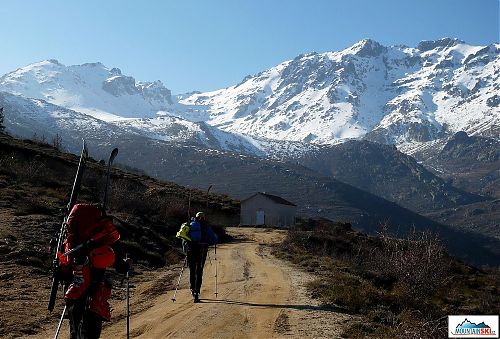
[48,145,131,339]
[178,211,218,302]
[60,203,131,339]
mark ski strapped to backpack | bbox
[48,139,89,312]
[59,148,120,259]
[60,148,120,259]
[102,148,118,212]
[188,190,192,222]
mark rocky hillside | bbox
[0,91,263,156]
[409,131,500,198]
[105,135,500,266]
[290,139,485,213]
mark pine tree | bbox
[0,107,5,133]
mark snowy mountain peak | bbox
[348,39,386,57]
[179,38,499,147]
[0,60,173,121]
[80,61,105,68]
[110,67,122,75]
[47,59,62,65]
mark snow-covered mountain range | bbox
[0,60,172,121]
[0,38,498,158]
[179,38,498,147]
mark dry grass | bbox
[275,219,500,338]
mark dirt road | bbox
[104,227,353,338]
[38,227,353,338]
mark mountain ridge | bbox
[0,59,173,120]
[179,38,499,147]
[1,38,497,156]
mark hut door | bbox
[256,210,265,225]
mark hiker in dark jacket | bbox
[183,211,218,302]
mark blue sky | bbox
[1,0,498,93]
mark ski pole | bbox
[214,244,218,298]
[171,256,187,302]
[205,249,212,266]
[125,253,130,339]
[206,185,212,212]
[53,305,66,339]
[187,190,191,222]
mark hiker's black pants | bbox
[67,298,102,339]
[66,269,106,339]
[187,243,208,294]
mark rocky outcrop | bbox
[102,75,139,96]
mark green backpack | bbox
[176,222,192,241]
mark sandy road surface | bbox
[38,227,353,338]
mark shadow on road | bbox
[200,298,350,314]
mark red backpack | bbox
[62,204,120,261]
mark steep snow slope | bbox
[0,91,134,151]
[369,41,499,143]
[0,60,173,120]
[114,114,265,155]
[0,90,272,156]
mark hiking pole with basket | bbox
[205,185,218,299]
[171,256,188,302]
[187,190,192,221]
[206,185,212,210]
[125,253,130,339]
[214,244,218,298]
[119,252,131,339]
[53,305,66,339]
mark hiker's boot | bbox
[193,293,200,303]
[65,264,91,299]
